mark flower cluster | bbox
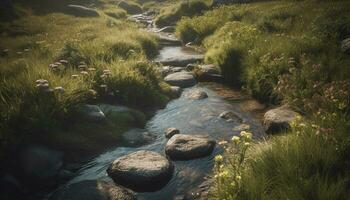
[214,130,254,197]
[49,60,69,73]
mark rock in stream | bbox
[107,150,174,192]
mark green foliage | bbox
[104,7,127,19]
[213,114,350,200]
[0,3,167,154]
[117,0,143,14]
[155,0,212,27]
[177,1,350,105]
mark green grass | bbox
[176,1,350,104]
[0,1,169,158]
[117,0,143,14]
[213,113,350,200]
[175,1,350,199]
[155,0,213,27]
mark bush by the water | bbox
[117,0,143,14]
[155,0,212,27]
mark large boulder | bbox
[341,38,350,54]
[49,180,135,200]
[107,151,174,192]
[164,72,197,88]
[263,106,298,134]
[165,134,216,160]
[185,90,208,100]
[66,5,99,17]
[18,145,63,181]
[121,128,156,147]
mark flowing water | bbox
[54,83,266,199]
[46,14,266,200]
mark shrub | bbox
[117,0,143,14]
[155,0,212,27]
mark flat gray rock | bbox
[196,64,223,82]
[49,180,135,200]
[164,72,196,88]
[159,55,204,67]
[263,106,298,134]
[66,5,99,17]
[185,90,208,100]
[165,134,216,160]
[107,151,174,192]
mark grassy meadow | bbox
[168,0,350,199]
[0,0,172,159]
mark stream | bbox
[46,13,266,200]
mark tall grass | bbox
[0,3,167,156]
[213,113,350,200]
[175,1,350,199]
[155,0,213,27]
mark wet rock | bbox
[170,86,183,98]
[66,5,99,17]
[172,66,185,73]
[19,145,63,181]
[156,26,175,33]
[196,64,223,82]
[49,180,135,200]
[107,150,174,192]
[341,38,350,54]
[263,106,298,134]
[158,34,182,46]
[165,134,216,160]
[185,90,208,100]
[164,72,197,88]
[159,55,204,67]
[165,128,180,139]
[219,111,243,123]
[79,105,106,123]
[159,66,185,77]
[121,128,156,147]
